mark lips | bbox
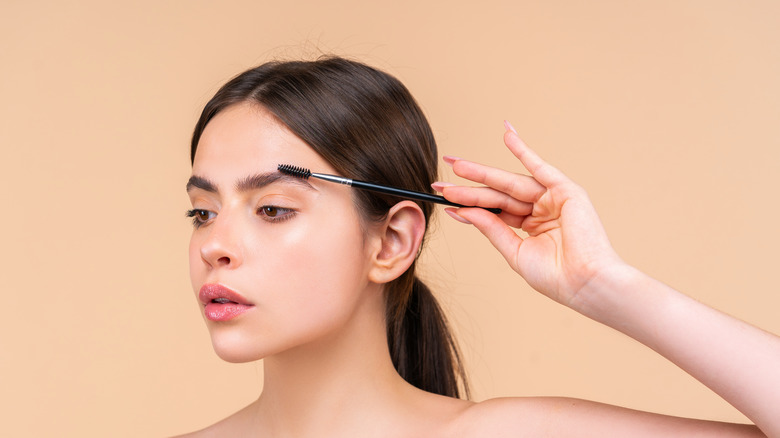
[198,283,255,321]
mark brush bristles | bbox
[277,164,312,179]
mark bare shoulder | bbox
[450,396,565,437]
[170,424,227,438]
[169,419,236,438]
[169,402,257,438]
[452,397,763,438]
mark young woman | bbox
[178,57,779,437]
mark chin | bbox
[212,341,266,363]
[214,349,259,363]
[209,331,267,363]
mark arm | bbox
[436,124,780,437]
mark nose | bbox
[198,213,243,270]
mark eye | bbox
[258,205,295,222]
[185,209,215,228]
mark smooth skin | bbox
[433,122,780,437]
[180,104,470,438]
[178,106,778,437]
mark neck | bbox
[252,285,414,437]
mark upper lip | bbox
[198,283,254,306]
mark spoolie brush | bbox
[278,164,502,214]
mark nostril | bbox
[199,232,240,268]
[217,256,231,266]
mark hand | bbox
[434,123,624,308]
[437,124,780,437]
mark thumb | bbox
[448,207,523,272]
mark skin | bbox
[177,104,779,437]
[187,102,377,365]
[437,124,779,437]
[182,103,470,438]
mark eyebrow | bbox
[186,171,315,194]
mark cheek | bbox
[192,202,377,362]
[188,236,202,287]
[252,211,371,329]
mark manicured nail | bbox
[442,155,461,166]
[445,208,472,224]
[504,120,518,135]
[431,181,455,192]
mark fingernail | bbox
[445,208,472,224]
[504,120,518,135]
[431,181,455,192]
[442,155,461,166]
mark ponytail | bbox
[386,274,470,399]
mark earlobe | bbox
[368,201,426,284]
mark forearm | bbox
[574,263,780,437]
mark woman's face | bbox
[187,103,379,363]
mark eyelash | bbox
[257,205,296,223]
[185,206,296,228]
[185,209,213,229]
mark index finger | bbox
[503,129,568,189]
[446,157,546,203]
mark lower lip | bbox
[204,302,254,321]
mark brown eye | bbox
[186,209,215,228]
[257,205,295,222]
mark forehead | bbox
[192,103,335,180]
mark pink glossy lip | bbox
[198,283,255,321]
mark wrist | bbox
[569,261,647,323]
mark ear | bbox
[367,200,426,284]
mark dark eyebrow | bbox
[186,175,216,193]
[235,172,315,192]
[186,172,315,194]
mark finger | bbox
[445,158,546,203]
[503,129,569,189]
[432,182,533,217]
[448,207,523,271]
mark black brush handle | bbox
[351,180,502,215]
[306,171,502,214]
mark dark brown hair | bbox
[190,56,469,398]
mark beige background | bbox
[2,1,779,436]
